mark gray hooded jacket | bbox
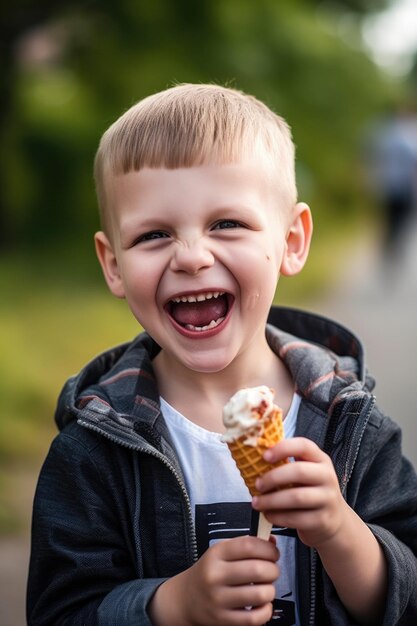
[27,307,417,625]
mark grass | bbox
[0,268,138,463]
[0,255,139,532]
[0,219,360,533]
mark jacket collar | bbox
[56,306,370,437]
[267,307,371,415]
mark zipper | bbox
[78,418,199,564]
[308,548,317,626]
[307,394,376,623]
[341,395,375,492]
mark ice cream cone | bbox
[226,406,288,496]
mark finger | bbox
[223,582,276,610]
[268,534,280,553]
[264,437,326,464]
[221,559,279,586]
[219,535,279,563]
[256,459,331,493]
[253,485,330,513]
[253,508,316,534]
[219,601,274,626]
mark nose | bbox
[170,239,215,274]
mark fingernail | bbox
[264,449,273,462]
[252,496,259,508]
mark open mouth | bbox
[166,291,233,333]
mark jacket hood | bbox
[55,332,162,432]
[267,307,374,413]
[55,306,373,433]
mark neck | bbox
[152,338,294,432]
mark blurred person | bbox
[27,84,417,625]
[364,104,417,268]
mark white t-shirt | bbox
[160,393,301,626]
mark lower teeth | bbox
[185,317,225,332]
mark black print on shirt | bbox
[195,502,297,625]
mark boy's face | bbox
[96,159,311,374]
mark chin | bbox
[180,349,236,374]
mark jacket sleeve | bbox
[27,428,167,626]
[349,411,417,625]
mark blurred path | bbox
[0,536,30,626]
[310,216,417,469]
[0,467,38,626]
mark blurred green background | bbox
[1,0,416,534]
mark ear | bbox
[94,231,126,298]
[280,202,313,277]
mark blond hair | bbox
[94,83,297,231]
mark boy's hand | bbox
[252,437,349,549]
[252,437,388,624]
[148,535,279,626]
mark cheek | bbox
[246,260,279,309]
[246,238,281,276]
[229,244,280,309]
[120,257,159,310]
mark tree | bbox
[0,0,400,254]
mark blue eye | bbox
[213,220,242,230]
[137,231,169,243]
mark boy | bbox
[27,84,417,625]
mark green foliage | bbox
[0,254,139,465]
[1,0,400,253]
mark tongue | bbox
[171,296,228,327]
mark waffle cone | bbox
[227,407,287,496]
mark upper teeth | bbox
[172,291,224,303]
